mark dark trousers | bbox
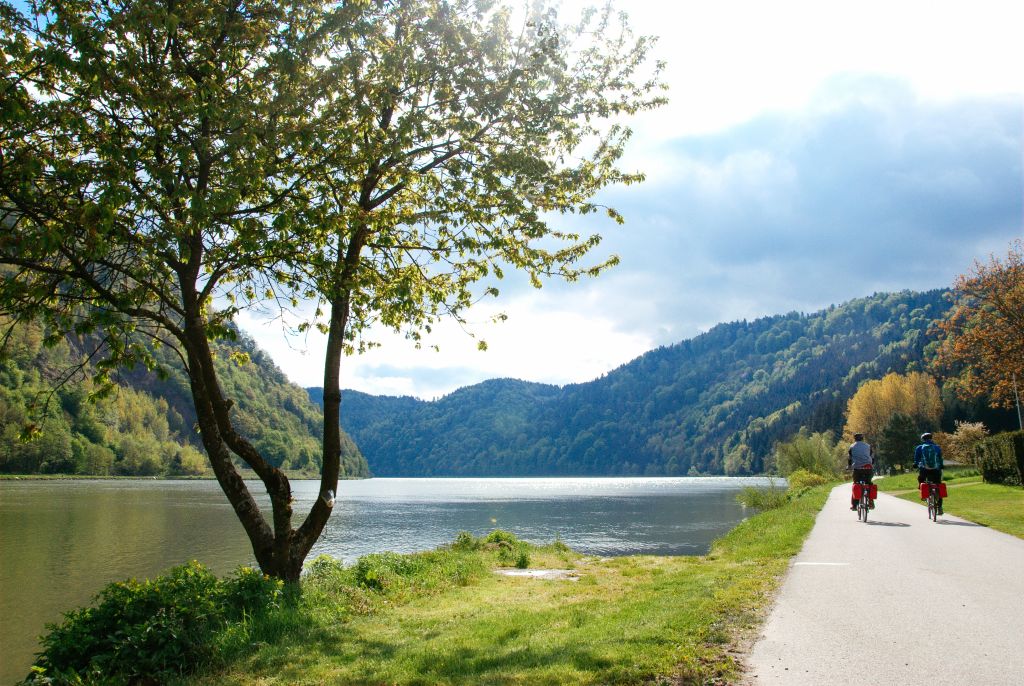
[918,468,943,507]
[851,468,873,506]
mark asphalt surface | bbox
[744,484,1024,685]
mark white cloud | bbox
[239,0,1023,400]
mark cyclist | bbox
[848,432,874,510]
[914,432,944,514]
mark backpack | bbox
[919,443,942,470]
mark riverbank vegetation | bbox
[24,487,829,685]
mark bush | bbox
[353,551,428,592]
[774,430,843,477]
[450,530,482,551]
[973,431,1024,486]
[483,529,519,545]
[483,530,531,568]
[28,562,282,684]
[786,469,829,490]
[736,480,789,510]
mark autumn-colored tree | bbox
[943,421,989,466]
[933,241,1024,410]
[843,371,943,451]
[0,0,665,580]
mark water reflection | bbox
[0,477,765,683]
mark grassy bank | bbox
[25,488,829,685]
[875,469,1024,539]
[176,488,827,685]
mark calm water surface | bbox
[0,476,767,683]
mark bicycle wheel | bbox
[861,496,869,522]
[928,495,937,521]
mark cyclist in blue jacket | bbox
[914,432,944,514]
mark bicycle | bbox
[853,478,873,522]
[924,482,942,522]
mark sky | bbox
[239,0,1024,400]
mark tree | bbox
[933,241,1024,410]
[773,429,842,477]
[843,372,943,448]
[876,412,918,471]
[0,0,664,580]
[943,420,989,466]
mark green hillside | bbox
[324,290,1006,476]
[0,317,368,478]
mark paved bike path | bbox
[744,484,1024,685]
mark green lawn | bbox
[875,469,1024,540]
[183,488,830,686]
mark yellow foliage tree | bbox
[843,372,944,445]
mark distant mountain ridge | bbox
[0,318,369,478]
[313,290,960,476]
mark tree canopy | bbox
[933,240,1024,411]
[843,372,943,443]
[0,0,664,579]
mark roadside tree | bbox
[0,0,665,580]
[943,420,989,466]
[933,241,1024,410]
[876,412,919,471]
[843,371,943,449]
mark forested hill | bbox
[0,318,369,478]
[318,290,953,476]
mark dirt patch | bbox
[494,568,580,581]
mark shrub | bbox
[973,431,1024,486]
[785,469,829,490]
[944,421,989,466]
[450,530,481,551]
[483,530,531,568]
[774,430,843,477]
[736,480,789,510]
[28,562,282,684]
[484,529,519,545]
[353,552,427,592]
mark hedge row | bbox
[972,431,1024,486]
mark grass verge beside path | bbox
[181,487,829,686]
[875,470,1024,540]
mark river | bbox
[0,476,769,683]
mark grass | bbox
[875,467,1024,540]
[181,489,830,686]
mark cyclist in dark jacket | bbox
[914,432,944,514]
[848,433,874,510]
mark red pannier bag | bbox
[852,484,878,499]
[919,483,947,499]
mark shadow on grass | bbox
[408,641,617,684]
